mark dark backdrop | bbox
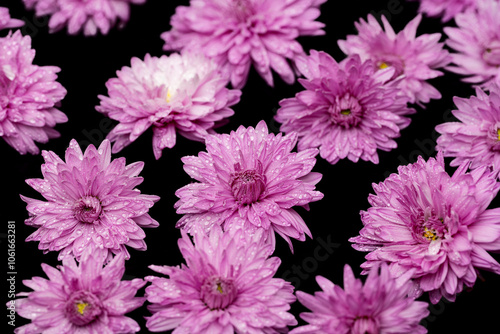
[3,0,499,332]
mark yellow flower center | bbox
[497,128,500,141]
[423,227,438,241]
[379,62,389,69]
[340,109,351,115]
[76,302,89,315]
[216,282,224,294]
[166,89,172,103]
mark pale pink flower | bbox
[291,264,429,334]
[0,7,24,30]
[413,0,477,22]
[22,0,145,35]
[97,52,241,159]
[0,31,67,154]
[350,153,500,303]
[14,251,146,333]
[161,0,326,89]
[338,14,450,105]
[174,120,323,250]
[145,226,297,333]
[21,139,160,263]
[276,51,414,165]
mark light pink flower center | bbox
[230,161,266,204]
[410,208,447,243]
[376,55,405,78]
[65,290,103,326]
[73,196,102,223]
[483,40,500,67]
[487,125,500,151]
[330,93,364,127]
[200,276,237,310]
[352,316,378,334]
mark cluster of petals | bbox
[174,120,323,250]
[145,226,297,333]
[0,6,24,31]
[21,139,160,263]
[338,14,450,105]
[291,264,429,334]
[436,83,500,174]
[22,0,145,35]
[97,52,241,159]
[0,30,67,154]
[444,0,500,87]
[413,0,477,22]
[350,153,500,303]
[161,0,326,89]
[14,251,146,334]
[275,51,414,165]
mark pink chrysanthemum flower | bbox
[145,226,297,333]
[337,14,450,105]
[174,120,323,250]
[97,52,241,159]
[275,51,415,165]
[0,31,67,154]
[413,0,477,22]
[13,251,146,334]
[290,264,429,334]
[350,153,500,304]
[445,0,500,87]
[21,139,160,262]
[22,0,145,35]
[161,0,326,89]
[0,7,24,30]
[436,84,500,174]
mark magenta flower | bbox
[291,264,429,334]
[0,7,24,30]
[145,226,297,333]
[174,120,323,250]
[436,84,500,174]
[275,51,414,165]
[161,0,326,89]
[413,0,477,22]
[350,153,500,303]
[337,14,450,105]
[14,251,146,333]
[97,52,241,159]
[22,0,145,35]
[445,0,500,87]
[21,139,160,262]
[0,31,67,154]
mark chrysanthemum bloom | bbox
[337,14,450,105]
[21,139,160,262]
[445,0,500,87]
[14,251,146,333]
[174,120,323,249]
[145,226,297,333]
[412,0,477,22]
[291,264,429,334]
[97,52,241,159]
[161,0,326,89]
[436,84,500,174]
[0,31,67,154]
[275,51,415,165]
[350,153,500,303]
[22,0,145,35]
[0,7,24,30]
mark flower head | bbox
[350,153,500,303]
[97,52,241,159]
[14,251,146,333]
[445,0,500,87]
[145,226,297,333]
[0,7,24,31]
[338,14,450,105]
[174,120,323,250]
[275,51,414,165]
[414,0,477,22]
[0,30,67,154]
[21,139,160,262]
[291,264,429,334]
[22,0,145,35]
[436,84,500,174]
[161,0,326,89]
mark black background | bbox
[2,0,500,332]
